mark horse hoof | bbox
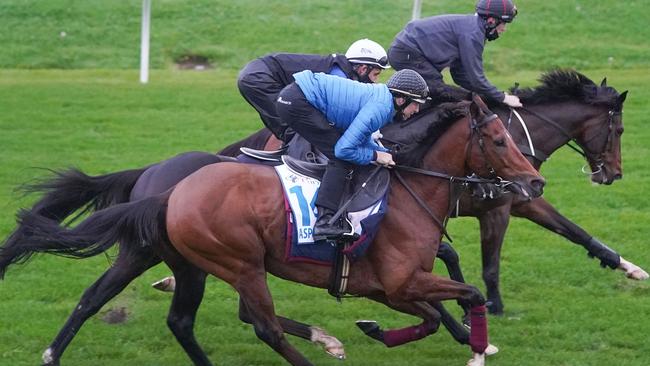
[151,276,176,292]
[627,268,649,280]
[355,320,384,343]
[485,343,499,356]
[619,258,649,280]
[485,301,504,315]
[310,327,346,360]
[466,352,485,366]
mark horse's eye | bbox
[494,138,506,147]
[616,127,624,135]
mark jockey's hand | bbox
[502,93,522,108]
[375,151,395,167]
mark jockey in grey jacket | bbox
[389,0,521,107]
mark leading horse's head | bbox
[579,78,627,185]
[515,70,628,185]
[467,95,545,199]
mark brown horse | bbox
[6,97,544,365]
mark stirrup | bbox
[340,216,358,241]
[240,145,289,162]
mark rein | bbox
[518,106,587,158]
[390,110,507,242]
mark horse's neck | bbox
[392,116,469,215]
[503,103,593,163]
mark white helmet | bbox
[345,39,390,69]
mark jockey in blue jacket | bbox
[276,69,429,240]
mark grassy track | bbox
[1,0,649,365]
[0,69,648,366]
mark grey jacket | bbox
[392,14,504,101]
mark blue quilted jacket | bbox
[294,70,394,165]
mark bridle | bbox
[389,108,507,240]
[513,106,621,176]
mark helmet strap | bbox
[353,65,373,83]
[484,17,501,41]
[392,96,411,121]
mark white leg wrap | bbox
[310,326,345,360]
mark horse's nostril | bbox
[531,178,546,192]
[613,174,622,181]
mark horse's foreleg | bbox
[42,248,161,366]
[477,205,512,315]
[386,272,489,364]
[511,197,648,280]
[357,295,441,348]
[437,241,471,322]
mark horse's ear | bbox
[600,78,607,87]
[618,90,628,104]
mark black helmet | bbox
[476,0,518,23]
[386,69,429,104]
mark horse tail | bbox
[23,167,147,221]
[0,192,169,279]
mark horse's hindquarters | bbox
[166,163,283,284]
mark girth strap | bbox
[394,170,453,242]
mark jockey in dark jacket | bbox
[388,0,522,107]
[276,69,429,240]
[238,39,390,142]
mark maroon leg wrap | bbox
[382,321,437,347]
[469,305,488,353]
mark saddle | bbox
[241,135,390,212]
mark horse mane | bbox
[512,69,620,108]
[382,101,471,167]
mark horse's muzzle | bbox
[506,177,545,200]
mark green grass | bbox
[0,68,649,366]
[1,0,650,365]
[1,1,649,70]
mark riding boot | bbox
[313,160,352,241]
[313,206,346,241]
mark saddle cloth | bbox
[275,163,388,265]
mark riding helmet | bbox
[476,0,518,23]
[345,39,390,69]
[386,69,429,104]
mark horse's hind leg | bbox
[238,298,346,359]
[237,274,314,366]
[42,246,161,366]
[158,243,212,366]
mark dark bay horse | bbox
[3,98,544,366]
[0,69,643,363]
